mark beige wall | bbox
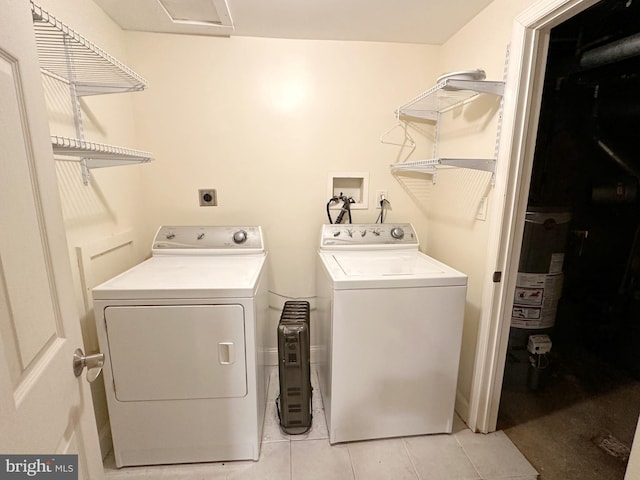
[125,32,440,350]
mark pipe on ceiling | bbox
[596,139,640,180]
[580,32,640,68]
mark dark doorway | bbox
[498,1,640,479]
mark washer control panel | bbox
[320,223,418,248]
[152,226,263,252]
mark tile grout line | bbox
[401,437,423,480]
[288,436,293,480]
[454,432,484,480]
[346,443,358,480]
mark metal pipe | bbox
[596,139,640,179]
[580,32,640,68]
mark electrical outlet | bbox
[198,189,217,206]
[376,190,387,208]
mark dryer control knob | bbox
[390,227,405,240]
[233,230,248,244]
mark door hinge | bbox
[493,271,502,283]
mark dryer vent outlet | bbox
[199,189,217,206]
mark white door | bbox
[0,1,102,478]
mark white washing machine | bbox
[93,226,269,467]
[316,223,467,444]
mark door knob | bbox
[73,348,104,383]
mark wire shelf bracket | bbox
[31,1,153,185]
[31,1,147,96]
[388,77,505,182]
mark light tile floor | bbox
[104,367,538,480]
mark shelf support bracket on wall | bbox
[31,1,153,186]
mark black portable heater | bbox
[277,301,312,433]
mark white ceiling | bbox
[93,0,494,45]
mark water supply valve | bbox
[527,334,552,355]
[527,334,552,391]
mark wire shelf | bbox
[51,136,153,164]
[31,1,147,96]
[390,159,438,174]
[397,80,504,120]
[390,158,495,174]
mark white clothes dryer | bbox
[93,226,269,467]
[316,223,467,444]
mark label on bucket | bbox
[549,253,564,274]
[512,306,541,320]
[511,272,564,329]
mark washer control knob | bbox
[233,230,248,244]
[390,227,405,240]
[165,232,175,240]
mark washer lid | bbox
[319,251,466,289]
[92,254,267,299]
